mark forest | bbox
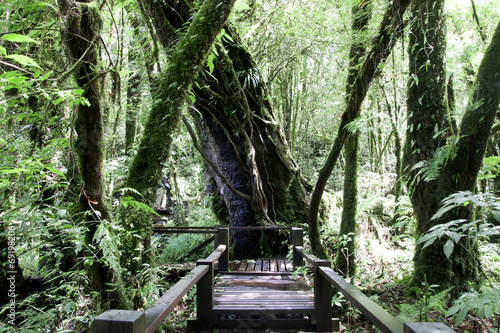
[1,0,500,331]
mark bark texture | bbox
[59,0,130,308]
[335,0,373,277]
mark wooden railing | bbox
[93,244,226,333]
[94,226,456,332]
[290,227,455,333]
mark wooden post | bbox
[217,227,229,272]
[196,260,214,332]
[291,227,304,269]
[314,259,333,332]
[93,310,145,333]
[404,322,456,332]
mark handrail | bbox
[294,246,319,265]
[144,264,209,333]
[319,266,404,333]
[93,244,227,333]
[291,233,456,333]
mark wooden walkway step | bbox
[212,274,317,331]
[228,258,293,274]
[214,274,314,314]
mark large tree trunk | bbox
[59,0,131,309]
[122,0,236,271]
[308,0,410,258]
[403,0,452,290]
[191,32,308,258]
[404,1,500,292]
[141,0,308,258]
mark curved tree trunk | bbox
[404,2,500,292]
[192,33,308,258]
[308,0,410,258]
[122,0,236,272]
[141,0,308,258]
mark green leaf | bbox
[234,0,251,11]
[1,33,38,44]
[423,236,437,249]
[64,301,75,314]
[4,54,41,69]
[74,88,85,96]
[484,304,494,318]
[443,239,454,258]
[455,305,469,324]
[45,165,66,178]
[39,70,53,81]
[0,167,28,174]
[207,52,215,73]
[5,75,27,85]
[189,92,196,104]
[447,304,461,316]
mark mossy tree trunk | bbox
[59,0,130,309]
[308,0,410,258]
[192,32,308,258]
[124,24,142,156]
[403,0,451,290]
[404,2,500,292]
[121,0,236,272]
[335,0,373,277]
[141,0,308,258]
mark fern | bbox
[93,221,122,274]
[397,287,452,322]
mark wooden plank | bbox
[255,259,262,271]
[215,318,316,331]
[285,260,293,272]
[229,260,240,271]
[247,260,256,271]
[270,259,277,272]
[295,246,318,264]
[202,245,226,263]
[212,306,315,315]
[238,260,248,271]
[93,310,145,333]
[278,259,286,272]
[262,259,270,271]
[319,266,404,333]
[227,226,291,231]
[213,274,315,316]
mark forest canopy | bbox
[1,0,500,331]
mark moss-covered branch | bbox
[120,0,236,276]
[127,0,236,195]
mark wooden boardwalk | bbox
[210,259,320,330]
[94,227,456,333]
[214,274,314,314]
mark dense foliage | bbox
[1,0,499,331]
